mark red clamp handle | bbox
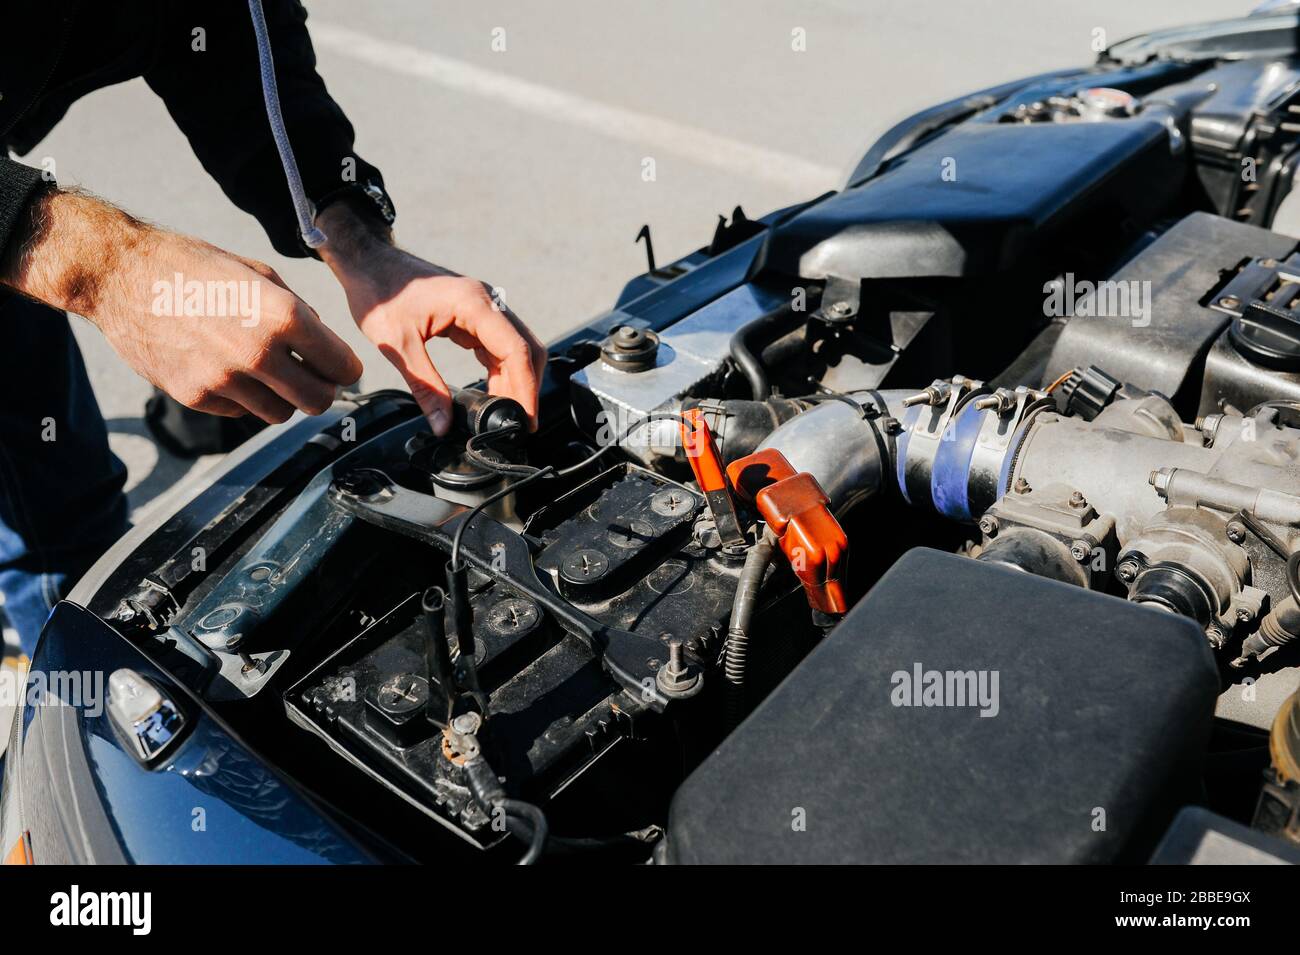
[726,448,849,615]
[726,447,797,502]
[681,409,745,546]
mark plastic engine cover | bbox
[665,548,1220,863]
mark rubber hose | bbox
[729,307,804,399]
[724,530,777,729]
[501,798,549,865]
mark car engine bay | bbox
[76,40,1300,864]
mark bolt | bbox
[1226,521,1247,544]
[240,651,266,677]
[825,301,853,318]
[1116,559,1139,583]
[1261,258,1279,268]
[1206,624,1228,649]
[1013,477,1031,495]
[1197,414,1223,448]
[693,519,722,550]
[1149,468,1173,495]
[335,469,384,498]
[978,515,999,537]
[901,383,950,408]
[450,712,482,736]
[1068,490,1087,510]
[1219,295,1240,310]
[973,389,1015,414]
[1236,607,1254,624]
[1070,539,1091,562]
[655,639,702,698]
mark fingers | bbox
[255,350,338,417]
[221,376,297,425]
[189,394,247,418]
[231,255,290,291]
[452,289,543,427]
[378,337,453,435]
[281,299,364,386]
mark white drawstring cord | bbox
[248,0,328,249]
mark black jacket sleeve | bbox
[142,0,394,258]
[0,158,48,264]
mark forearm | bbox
[317,201,405,284]
[0,188,156,319]
[2,186,362,423]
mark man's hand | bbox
[1,189,363,423]
[317,203,546,436]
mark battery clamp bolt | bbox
[656,640,703,699]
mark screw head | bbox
[376,674,429,716]
[1226,521,1247,544]
[1219,295,1241,310]
[1070,539,1091,562]
[609,518,656,549]
[560,548,610,582]
[1235,607,1254,623]
[1013,477,1031,495]
[651,488,694,518]
[1068,490,1087,509]
[978,515,999,537]
[485,598,540,636]
[1116,559,1139,583]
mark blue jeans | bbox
[0,291,129,656]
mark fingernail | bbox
[430,410,449,435]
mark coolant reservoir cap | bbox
[601,325,659,372]
[1079,87,1137,117]
[1229,300,1300,371]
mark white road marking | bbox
[309,21,841,189]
